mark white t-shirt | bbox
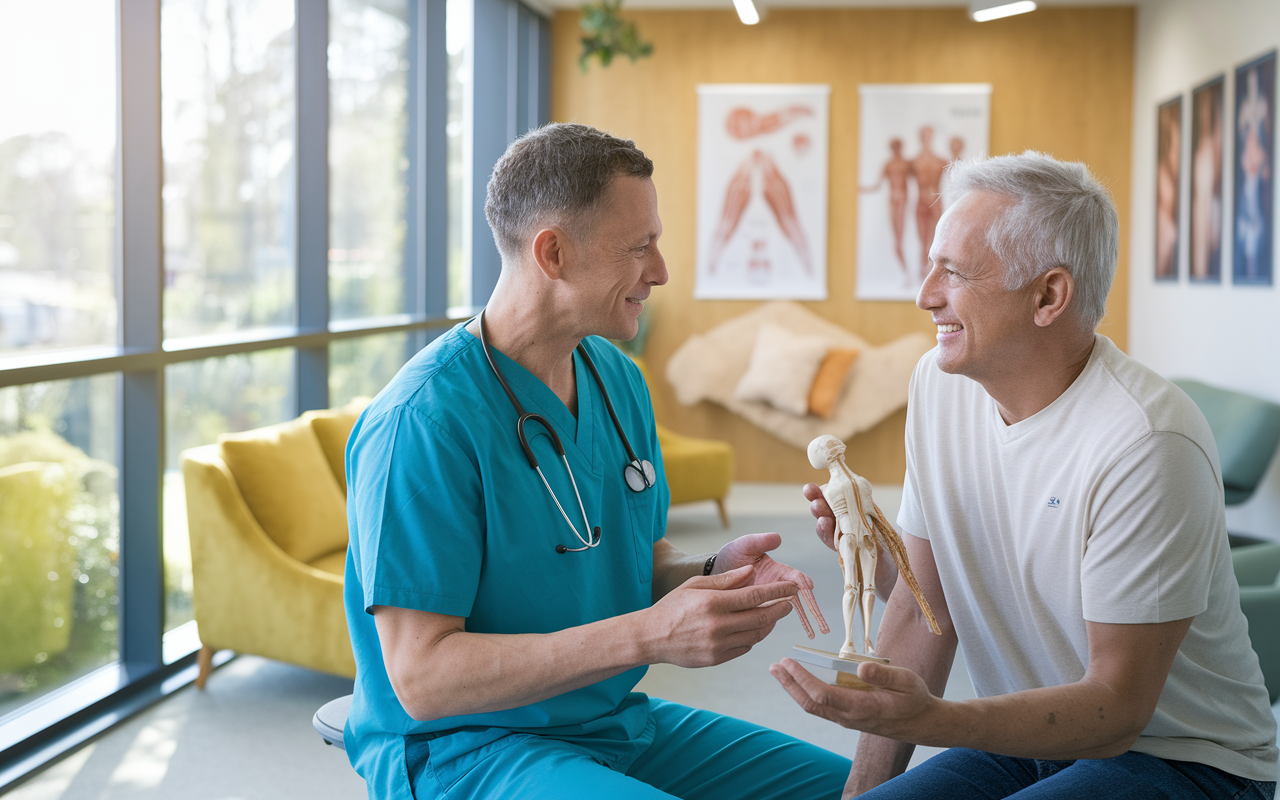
[898,334,1278,782]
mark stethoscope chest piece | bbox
[625,459,656,493]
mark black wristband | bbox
[702,554,717,576]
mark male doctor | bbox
[342,123,850,799]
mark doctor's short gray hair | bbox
[485,123,654,262]
[942,151,1118,331]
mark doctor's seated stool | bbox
[314,694,353,751]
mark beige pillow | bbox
[218,418,348,564]
[733,324,831,416]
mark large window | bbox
[329,0,411,322]
[0,0,547,788]
[0,2,118,357]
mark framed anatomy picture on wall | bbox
[1234,50,1275,286]
[1190,77,1223,283]
[694,84,830,300]
[1155,94,1183,282]
[855,83,992,301]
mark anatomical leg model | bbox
[807,435,939,659]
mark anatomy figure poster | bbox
[695,84,829,300]
[856,84,991,301]
[1233,51,1275,286]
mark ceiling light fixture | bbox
[969,0,1036,22]
[733,0,760,25]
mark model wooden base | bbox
[791,645,889,690]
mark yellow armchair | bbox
[182,399,367,687]
[632,357,735,527]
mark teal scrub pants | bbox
[407,699,851,799]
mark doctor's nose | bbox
[647,245,668,286]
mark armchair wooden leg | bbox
[196,644,215,689]
[716,498,730,529]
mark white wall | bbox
[1130,0,1280,539]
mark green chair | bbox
[1174,380,1280,701]
[1232,542,1280,704]
[1173,379,1280,546]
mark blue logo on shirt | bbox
[1047,497,1061,508]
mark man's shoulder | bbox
[356,324,482,433]
[1089,336,1214,444]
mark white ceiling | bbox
[542,0,1132,11]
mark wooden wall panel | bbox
[550,7,1134,483]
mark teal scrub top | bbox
[342,324,670,796]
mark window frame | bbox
[0,0,549,788]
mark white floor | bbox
[8,483,1278,798]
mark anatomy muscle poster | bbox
[695,84,830,300]
[856,84,991,301]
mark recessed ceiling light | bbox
[970,0,1037,22]
[733,0,760,25]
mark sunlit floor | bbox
[9,483,1279,798]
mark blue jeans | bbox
[860,748,1275,799]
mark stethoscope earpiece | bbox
[477,310,652,555]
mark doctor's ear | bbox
[529,227,568,281]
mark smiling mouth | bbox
[936,324,962,333]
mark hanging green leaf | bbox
[579,0,653,72]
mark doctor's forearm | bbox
[377,609,652,721]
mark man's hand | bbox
[642,565,799,667]
[714,532,829,639]
[803,483,840,552]
[769,657,938,741]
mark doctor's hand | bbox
[714,532,829,639]
[642,565,798,668]
[769,656,938,742]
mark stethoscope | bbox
[476,310,656,554]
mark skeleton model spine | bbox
[807,435,940,659]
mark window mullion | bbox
[116,0,165,671]
[468,0,510,308]
[295,0,330,414]
[404,0,450,357]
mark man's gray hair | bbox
[485,123,654,261]
[942,151,1118,331]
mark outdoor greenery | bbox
[0,381,119,716]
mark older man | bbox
[341,123,849,799]
[772,152,1278,799]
